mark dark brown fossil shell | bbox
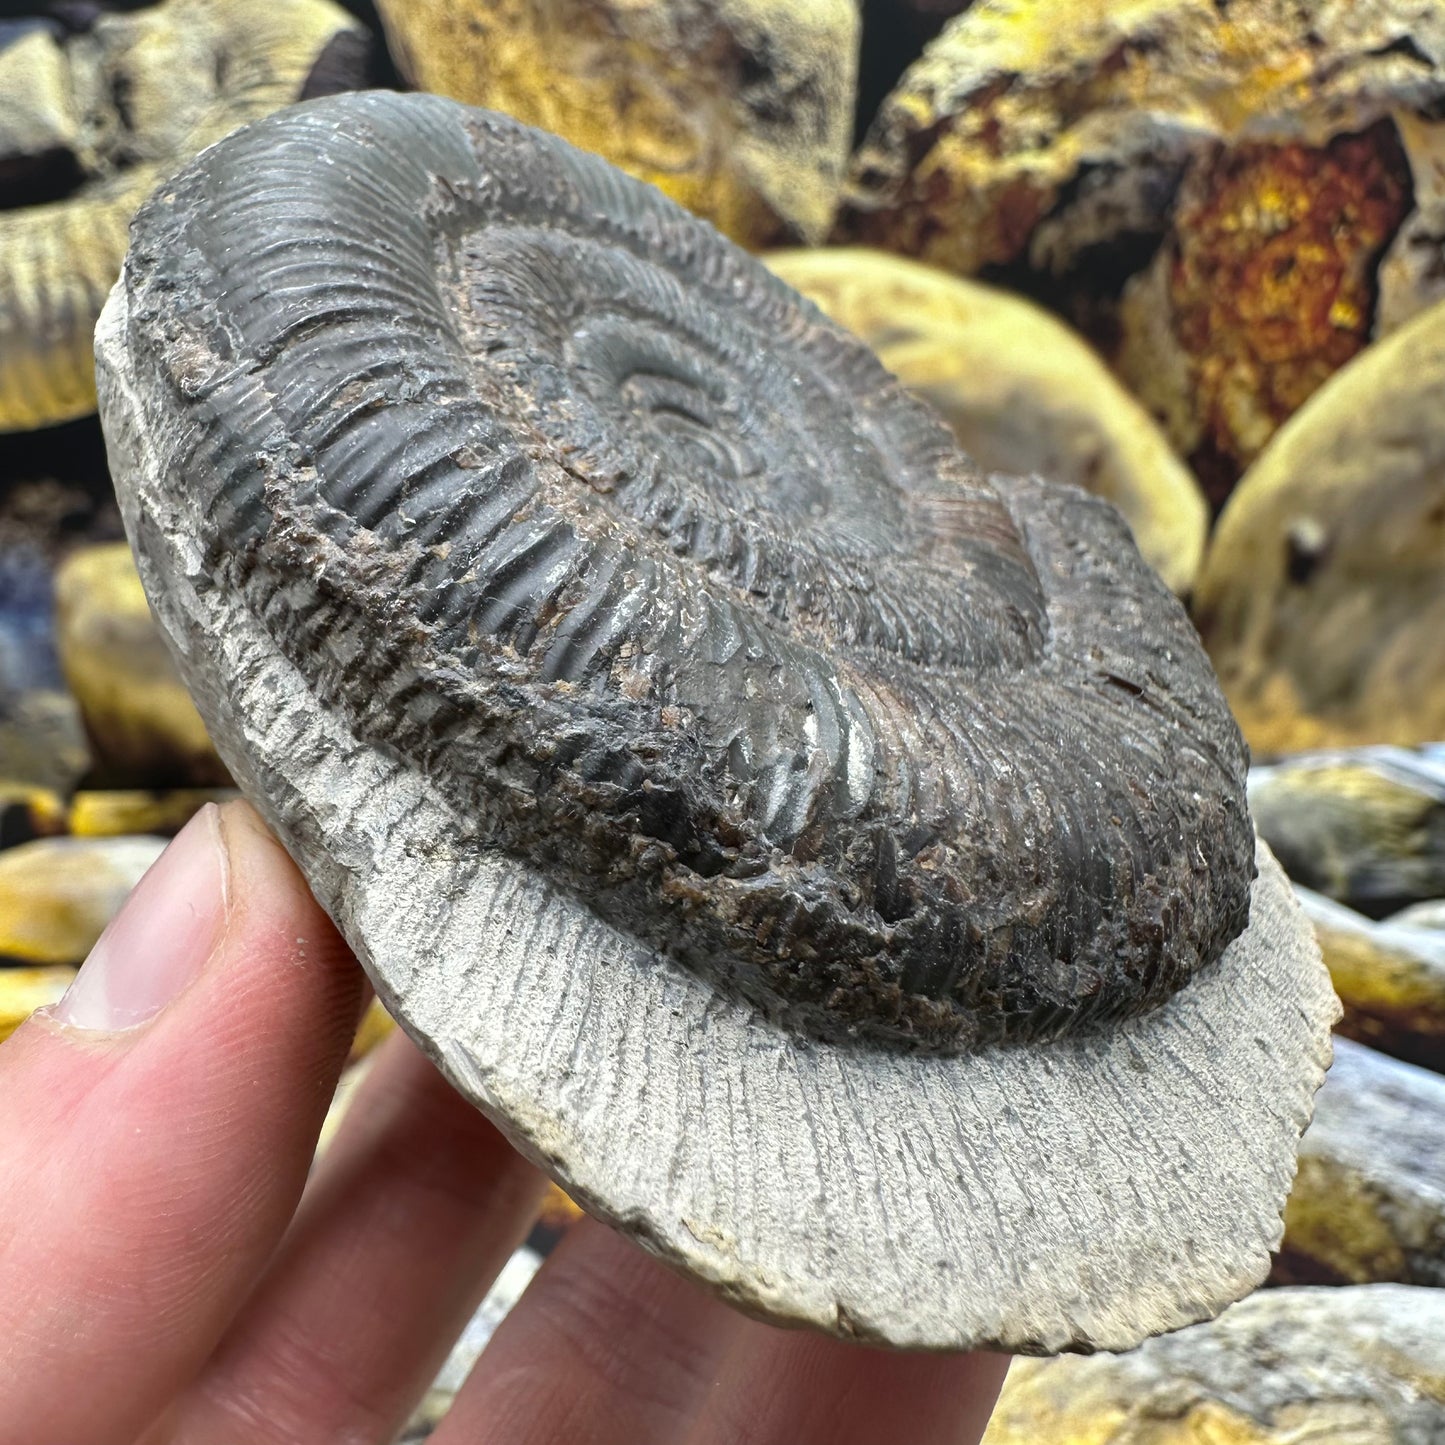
[109,89,1254,1056]
[98,90,1335,1354]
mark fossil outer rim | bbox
[98,266,1338,1355]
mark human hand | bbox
[0,801,1009,1444]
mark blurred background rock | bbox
[2,0,1442,1437]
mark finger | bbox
[0,802,364,1445]
[685,1329,1010,1445]
[438,1217,746,1445]
[162,1029,546,1444]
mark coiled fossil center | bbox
[581,327,766,491]
[621,375,755,485]
[453,224,1046,675]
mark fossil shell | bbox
[96,91,1336,1350]
[0,0,367,433]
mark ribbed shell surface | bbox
[111,91,1253,1054]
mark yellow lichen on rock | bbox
[68,788,239,839]
[1247,752,1445,913]
[0,784,69,845]
[1193,299,1445,752]
[375,0,858,248]
[1282,1152,1411,1288]
[1276,1037,1445,1287]
[767,247,1208,592]
[54,543,228,787]
[1121,121,1411,496]
[986,1367,1301,1444]
[0,0,366,432]
[349,996,397,1064]
[1295,891,1445,1070]
[538,1183,584,1232]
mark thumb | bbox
[0,801,365,1445]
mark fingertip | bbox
[214,796,282,865]
[0,801,372,1441]
[215,798,313,935]
[40,804,228,1036]
[210,799,362,1030]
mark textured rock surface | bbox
[837,0,1445,500]
[0,685,88,800]
[767,247,1208,592]
[96,90,1336,1350]
[0,526,89,796]
[1250,750,1445,915]
[1194,302,1445,753]
[0,835,163,964]
[982,1284,1445,1444]
[854,0,971,157]
[0,0,366,432]
[375,0,857,248]
[54,543,226,787]
[1296,888,1445,1071]
[1378,111,1445,334]
[1277,1038,1445,1288]
[1114,116,1414,502]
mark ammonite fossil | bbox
[96,91,1336,1352]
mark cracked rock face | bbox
[96,91,1336,1351]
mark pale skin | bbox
[0,801,1009,1444]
